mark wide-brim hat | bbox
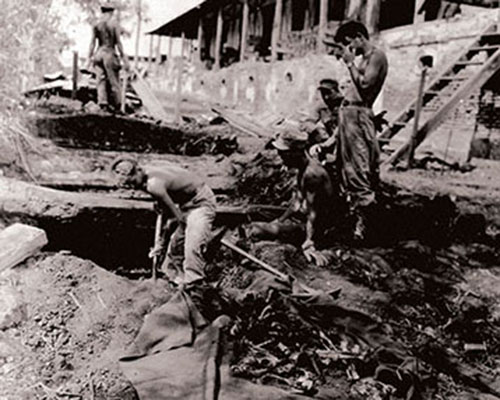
[101,1,116,11]
[318,78,339,92]
[272,125,309,151]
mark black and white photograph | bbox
[1,0,500,399]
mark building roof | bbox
[148,0,214,38]
[148,0,267,38]
[449,0,499,6]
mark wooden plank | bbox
[271,0,283,61]
[0,224,48,273]
[212,107,270,138]
[130,70,169,121]
[215,7,223,69]
[319,0,328,50]
[384,47,500,166]
[240,0,249,61]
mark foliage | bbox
[0,0,67,107]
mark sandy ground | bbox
[1,105,500,399]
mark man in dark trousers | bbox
[87,1,129,112]
[323,21,388,241]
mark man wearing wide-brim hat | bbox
[262,127,344,267]
[87,1,129,112]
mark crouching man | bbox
[265,129,342,266]
[111,158,216,285]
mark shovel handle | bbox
[152,213,163,280]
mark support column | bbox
[197,17,204,62]
[168,36,173,66]
[271,0,283,61]
[365,0,380,35]
[240,0,249,61]
[175,32,185,124]
[319,0,328,52]
[134,0,142,70]
[413,0,424,23]
[72,51,78,99]
[156,35,162,68]
[148,34,154,70]
[215,6,224,69]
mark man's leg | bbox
[94,62,108,109]
[182,206,216,284]
[102,53,121,111]
[160,225,185,282]
[338,107,380,239]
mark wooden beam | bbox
[384,48,500,166]
[319,0,328,52]
[148,34,154,71]
[134,0,142,70]
[72,51,78,100]
[130,68,169,121]
[240,0,249,61]
[215,7,223,69]
[168,36,173,67]
[365,0,381,34]
[271,0,284,61]
[0,223,48,273]
[197,18,204,62]
[174,33,185,123]
[156,35,162,69]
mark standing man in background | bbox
[324,21,388,242]
[87,1,129,112]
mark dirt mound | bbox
[0,253,171,400]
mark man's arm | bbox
[115,26,129,69]
[301,167,331,266]
[346,50,386,95]
[147,178,185,223]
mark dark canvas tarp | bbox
[119,289,308,400]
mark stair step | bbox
[455,61,484,66]
[438,76,468,81]
[468,44,500,52]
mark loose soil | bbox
[1,103,500,399]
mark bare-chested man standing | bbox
[323,21,388,241]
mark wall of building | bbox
[151,8,497,140]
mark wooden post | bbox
[319,0,328,52]
[149,34,154,71]
[240,0,249,61]
[168,36,173,67]
[120,71,127,114]
[72,51,78,100]
[197,18,204,62]
[134,0,142,70]
[174,32,185,124]
[413,0,423,23]
[156,35,162,69]
[405,66,427,168]
[215,6,223,69]
[365,0,381,35]
[271,0,283,61]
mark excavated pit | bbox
[28,112,238,155]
